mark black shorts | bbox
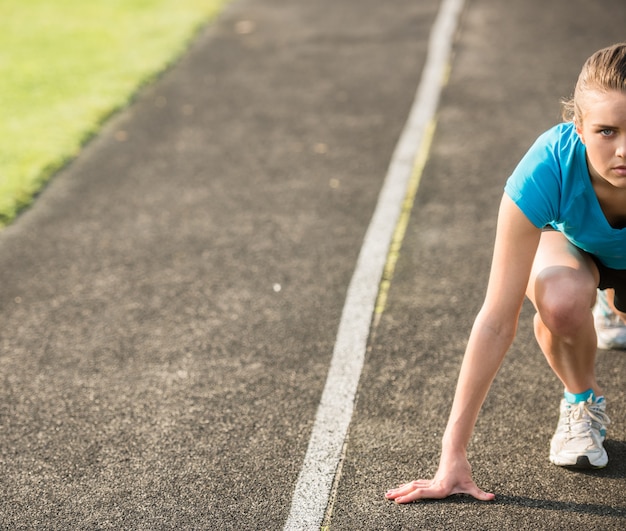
[589,255,626,312]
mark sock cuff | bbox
[564,389,595,403]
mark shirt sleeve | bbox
[504,127,563,228]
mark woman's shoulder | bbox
[536,122,577,146]
[527,122,582,167]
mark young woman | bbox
[386,43,626,503]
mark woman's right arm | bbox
[386,194,541,503]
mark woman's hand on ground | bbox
[385,456,495,504]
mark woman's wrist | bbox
[441,428,469,460]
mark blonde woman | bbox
[387,43,626,503]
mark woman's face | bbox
[576,89,626,188]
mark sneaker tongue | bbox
[570,412,591,435]
[564,389,595,404]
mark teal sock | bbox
[564,389,595,404]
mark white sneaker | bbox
[593,290,626,350]
[549,396,610,469]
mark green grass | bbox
[0,0,227,227]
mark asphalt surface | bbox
[0,0,625,529]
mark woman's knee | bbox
[533,266,595,336]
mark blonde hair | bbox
[562,43,626,122]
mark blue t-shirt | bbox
[504,122,626,269]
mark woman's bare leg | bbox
[526,231,601,395]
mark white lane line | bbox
[283,0,465,528]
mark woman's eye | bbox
[599,129,614,136]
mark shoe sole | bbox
[550,454,608,469]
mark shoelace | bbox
[598,313,625,329]
[566,400,611,439]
